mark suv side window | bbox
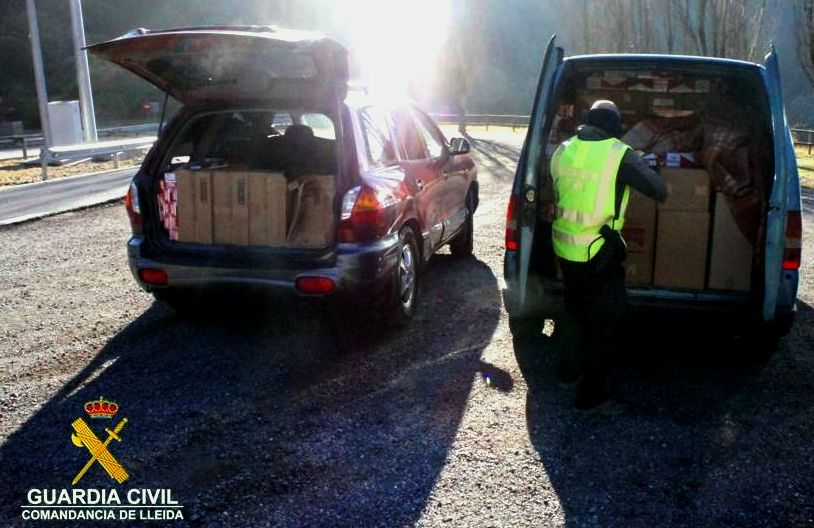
[393,108,428,161]
[359,106,397,168]
[412,109,447,159]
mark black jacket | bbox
[575,125,668,215]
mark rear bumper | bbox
[503,276,770,322]
[127,234,400,302]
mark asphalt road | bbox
[0,167,136,225]
[0,133,812,527]
[0,147,41,161]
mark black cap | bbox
[586,99,622,137]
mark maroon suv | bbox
[90,25,478,323]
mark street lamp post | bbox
[69,0,98,143]
[25,0,50,180]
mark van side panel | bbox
[776,126,802,317]
[761,49,791,322]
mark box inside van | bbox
[504,40,802,343]
[546,67,771,292]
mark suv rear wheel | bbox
[390,228,419,325]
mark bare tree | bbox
[797,0,814,84]
[567,0,774,61]
[669,0,772,61]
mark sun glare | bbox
[334,0,451,101]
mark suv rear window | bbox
[359,106,398,168]
[165,110,336,175]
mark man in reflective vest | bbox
[552,100,667,412]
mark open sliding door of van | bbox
[762,45,792,322]
[514,35,562,309]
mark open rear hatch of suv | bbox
[87,26,349,104]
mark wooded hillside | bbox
[0,0,810,128]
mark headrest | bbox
[284,124,315,145]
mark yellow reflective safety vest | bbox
[550,136,631,262]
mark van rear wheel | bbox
[744,321,783,362]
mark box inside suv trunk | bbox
[544,63,774,294]
[156,109,337,249]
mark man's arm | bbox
[618,149,667,202]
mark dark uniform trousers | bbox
[558,241,627,407]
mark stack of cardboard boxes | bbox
[173,168,333,248]
[619,168,753,291]
[653,169,711,289]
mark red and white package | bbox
[157,173,178,240]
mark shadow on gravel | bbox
[0,255,502,527]
[515,302,814,527]
[470,138,522,180]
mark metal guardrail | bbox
[430,113,530,131]
[0,122,160,160]
[791,128,814,155]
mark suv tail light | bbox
[295,276,336,294]
[338,185,393,242]
[505,193,519,251]
[138,268,168,286]
[782,210,802,270]
[124,181,143,236]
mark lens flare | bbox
[333,0,451,101]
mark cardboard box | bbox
[177,169,213,243]
[654,210,710,289]
[659,169,710,212]
[625,251,653,285]
[707,193,753,291]
[286,174,335,248]
[248,171,287,246]
[624,191,657,224]
[232,172,250,246]
[212,172,231,244]
[195,172,213,243]
[212,170,250,245]
[176,170,194,241]
[622,192,657,285]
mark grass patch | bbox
[0,152,146,186]
[796,146,814,189]
[438,124,528,137]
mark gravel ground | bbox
[0,133,812,527]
